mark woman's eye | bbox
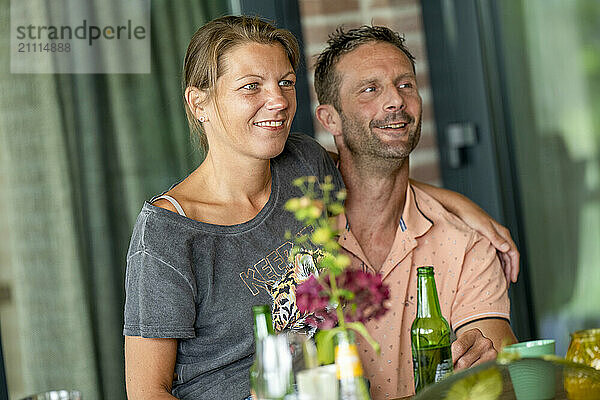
[279,79,295,87]
[363,86,376,93]
[242,83,258,90]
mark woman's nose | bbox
[265,87,289,111]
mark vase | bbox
[334,329,371,400]
[564,328,600,400]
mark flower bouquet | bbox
[284,175,390,361]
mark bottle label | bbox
[335,344,364,379]
[434,357,453,381]
[412,345,453,391]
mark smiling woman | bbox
[196,42,298,163]
[122,15,344,400]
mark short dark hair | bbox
[314,25,416,111]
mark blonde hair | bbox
[182,15,300,152]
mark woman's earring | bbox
[198,116,207,123]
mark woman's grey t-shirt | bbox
[123,133,343,400]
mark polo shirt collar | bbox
[402,183,433,239]
[338,182,433,279]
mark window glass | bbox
[498,0,600,355]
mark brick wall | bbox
[298,0,441,185]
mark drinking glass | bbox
[296,364,338,400]
[565,328,600,399]
[566,328,600,369]
[254,334,295,400]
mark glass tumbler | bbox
[564,328,600,400]
[254,334,295,400]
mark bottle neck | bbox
[416,273,442,318]
[334,329,354,348]
[253,310,274,341]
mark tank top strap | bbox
[152,194,187,217]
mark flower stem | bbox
[328,269,346,329]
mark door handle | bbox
[445,122,477,168]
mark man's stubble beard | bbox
[339,110,422,161]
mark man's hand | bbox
[451,328,497,370]
[480,219,520,287]
[408,180,520,286]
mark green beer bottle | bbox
[250,305,274,398]
[334,329,371,400]
[411,266,453,392]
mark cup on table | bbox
[503,339,556,400]
[296,364,338,400]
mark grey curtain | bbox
[0,1,227,398]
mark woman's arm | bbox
[411,179,520,285]
[125,336,179,400]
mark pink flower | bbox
[338,269,390,324]
[296,269,390,329]
[306,308,338,330]
[296,276,329,313]
[296,275,340,329]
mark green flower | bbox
[312,226,333,244]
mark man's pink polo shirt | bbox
[337,183,510,399]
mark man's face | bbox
[335,41,422,160]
